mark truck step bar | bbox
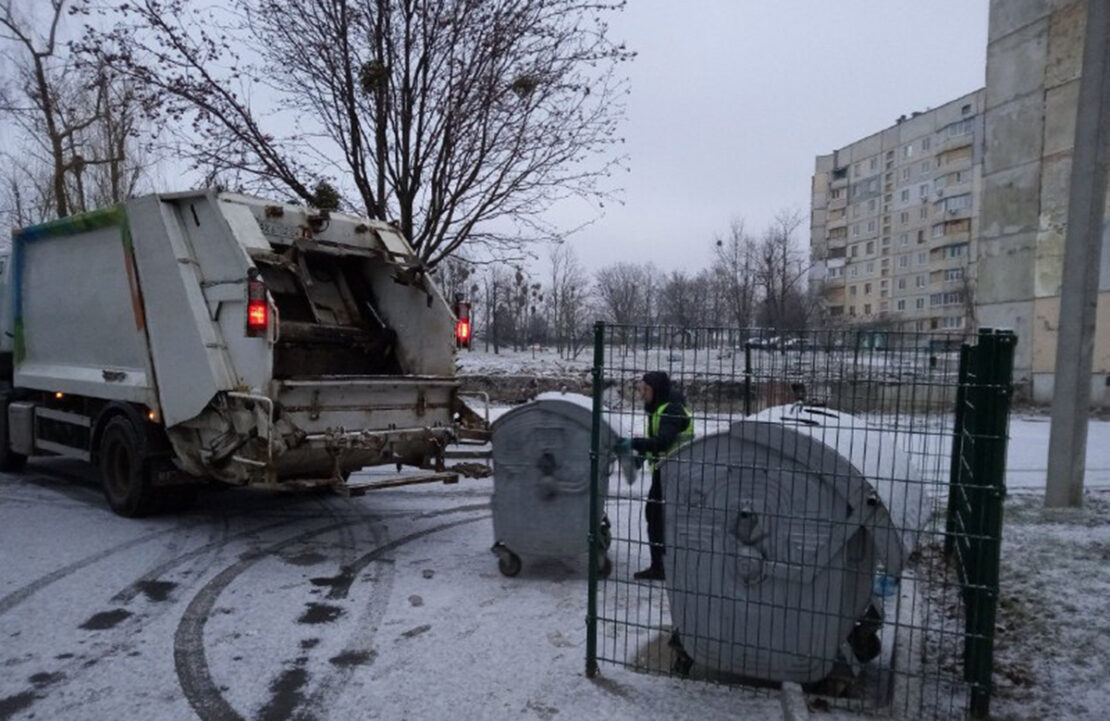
[337,471,459,496]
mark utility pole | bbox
[1046,0,1110,507]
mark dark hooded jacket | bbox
[631,371,691,457]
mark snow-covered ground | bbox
[0,461,782,721]
[2,349,1108,721]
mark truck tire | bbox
[0,393,27,472]
[99,415,157,517]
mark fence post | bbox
[744,340,753,416]
[945,344,972,557]
[966,329,1017,719]
[586,321,606,678]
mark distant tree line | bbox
[441,210,815,358]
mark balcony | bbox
[931,230,970,247]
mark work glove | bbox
[612,437,633,455]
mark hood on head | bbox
[642,371,671,409]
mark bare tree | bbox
[594,261,647,325]
[86,0,633,268]
[1,0,147,223]
[548,244,590,358]
[754,209,811,332]
[713,219,757,329]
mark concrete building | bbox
[810,90,985,341]
[978,0,1110,405]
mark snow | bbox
[3,344,1109,720]
[0,462,782,721]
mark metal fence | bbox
[585,324,1016,719]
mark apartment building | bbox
[809,89,984,339]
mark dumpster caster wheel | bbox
[492,543,522,577]
[498,552,522,577]
[669,630,694,676]
[672,649,694,676]
[598,554,612,579]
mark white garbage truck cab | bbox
[0,191,472,515]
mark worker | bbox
[614,371,694,580]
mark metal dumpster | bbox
[489,392,615,577]
[662,404,926,683]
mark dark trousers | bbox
[645,469,664,569]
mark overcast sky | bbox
[559,1,990,273]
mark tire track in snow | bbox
[173,505,489,721]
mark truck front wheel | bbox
[99,415,156,517]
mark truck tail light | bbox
[454,300,471,349]
[247,272,268,338]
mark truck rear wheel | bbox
[0,393,27,472]
[99,415,156,517]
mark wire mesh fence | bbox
[585,324,1015,720]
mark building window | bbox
[900,211,909,224]
[920,161,931,175]
[852,224,860,237]
[943,193,972,213]
[944,316,966,329]
[869,199,877,212]
[942,118,974,138]
[866,241,875,254]
[919,183,930,198]
[920,206,928,220]
[900,233,909,246]
[902,167,911,181]
[866,261,875,273]
[850,285,858,297]
[917,229,926,243]
[946,243,968,258]
[833,167,848,180]
[896,299,906,311]
[882,236,891,247]
[864,282,872,294]
[854,162,862,177]
[899,255,909,268]
[830,188,842,199]
[870,157,878,171]
[849,306,857,317]
[903,144,914,158]
[916,251,928,265]
[917,274,927,288]
[961,104,972,116]
[922,137,932,151]
[867,220,876,232]
[898,278,907,290]
[933,224,945,238]
[850,265,859,278]
[916,298,925,310]
[945,268,965,281]
[901,189,910,202]
[851,244,859,257]
[864,303,872,315]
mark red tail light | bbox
[455,300,471,349]
[247,274,269,337]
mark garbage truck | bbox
[0,190,481,516]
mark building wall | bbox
[979,0,1110,405]
[810,90,984,339]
